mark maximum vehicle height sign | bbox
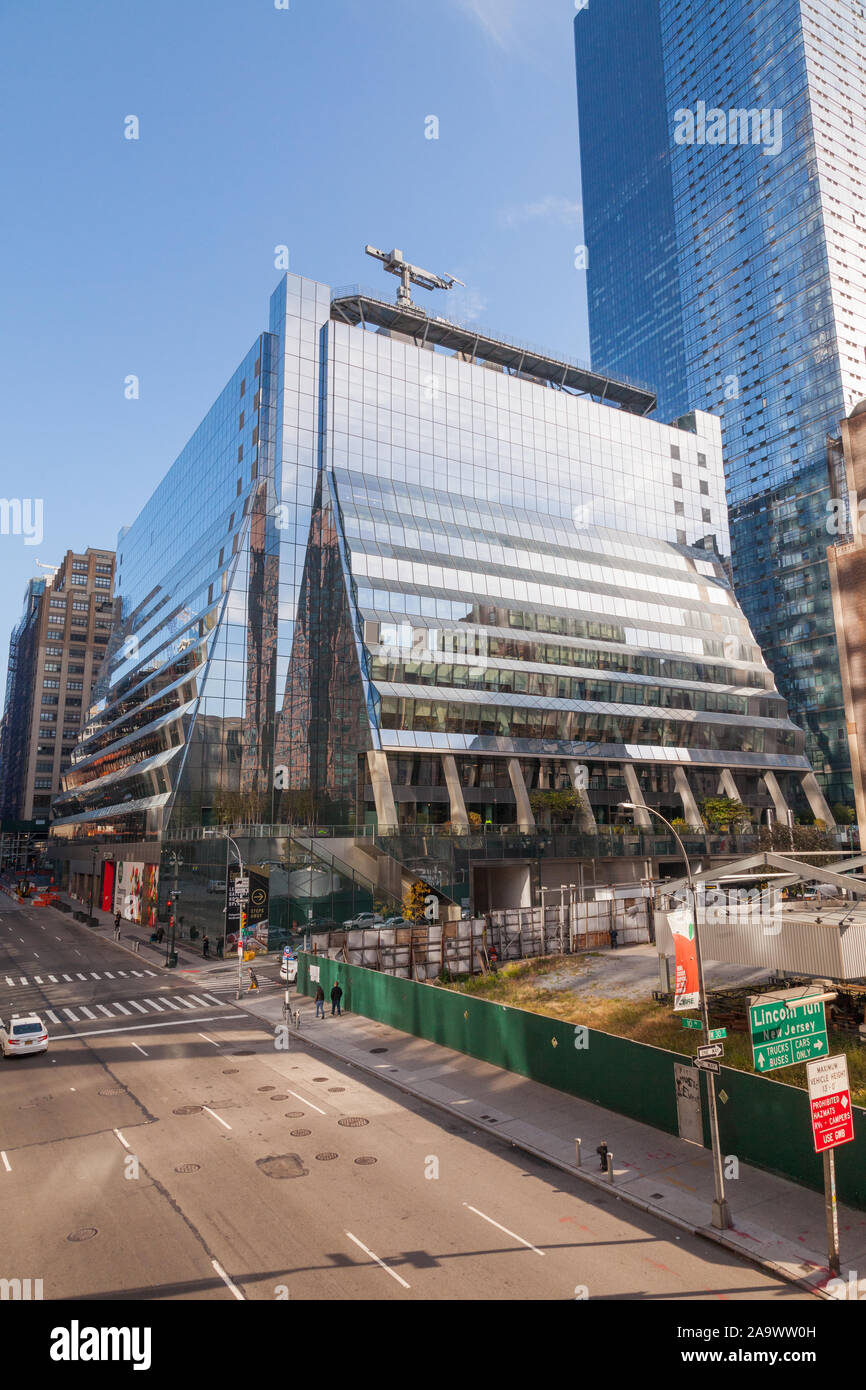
[806,1054,854,1154]
[748,991,829,1073]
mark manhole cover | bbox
[175,1164,201,1174]
[232,1051,255,1057]
[258,1086,275,1092]
[222,1069,239,1075]
[313,1076,329,1082]
[172,1105,203,1116]
[328,1087,345,1093]
[270,1095,288,1101]
[257,1154,308,1180]
[99,1088,125,1097]
[67,1228,98,1243]
[370,1048,388,1054]
[316,1152,339,1161]
[650,1192,664,1199]
[338,1117,369,1128]
[285,1110,305,1118]
[354,1156,377,1166]
[290,1129,311,1137]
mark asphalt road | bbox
[0,897,811,1301]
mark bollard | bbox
[575,1138,582,1169]
[607,1153,614,1184]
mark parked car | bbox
[279,955,298,983]
[342,912,384,929]
[206,879,227,895]
[382,916,413,929]
[1,1013,49,1057]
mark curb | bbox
[249,1002,832,1302]
[44,900,216,975]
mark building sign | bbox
[668,905,700,1011]
[807,1054,854,1154]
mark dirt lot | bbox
[443,945,866,1104]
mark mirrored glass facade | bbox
[575,0,866,803]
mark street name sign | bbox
[697,1043,724,1061]
[681,1018,702,1031]
[694,1058,721,1074]
[806,1054,854,1154]
[709,1028,727,1041]
[748,990,829,1073]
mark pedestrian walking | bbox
[202,934,210,959]
[596,1140,609,1173]
[330,981,343,1016]
[315,983,325,1018]
[114,911,121,940]
[609,925,618,951]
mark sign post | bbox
[807,1054,854,1278]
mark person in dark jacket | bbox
[330,981,343,1016]
[202,935,210,959]
[315,983,325,1018]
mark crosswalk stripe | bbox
[142,998,164,1011]
[48,975,58,983]
[173,996,194,1008]
[116,971,128,977]
[131,970,143,977]
[79,1007,97,1020]
[4,977,12,987]
[34,976,43,984]
[186,995,210,1007]
[104,972,115,979]
[45,1009,61,1024]
[97,1005,114,1017]
[161,998,182,1011]
[62,1008,79,1022]
[19,977,28,986]
[112,1002,131,1015]
[62,974,72,982]
[143,970,156,977]
[128,1001,147,1013]
[76,973,87,981]
[90,973,101,980]
[201,993,224,1006]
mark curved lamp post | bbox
[620,800,731,1231]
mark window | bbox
[237,445,243,464]
[44,662,61,673]
[35,760,53,773]
[40,712,57,723]
[697,453,707,468]
[671,445,680,460]
[700,481,709,495]
[49,599,66,609]
[702,508,712,522]
[672,473,683,488]
[43,679,60,688]
[72,601,89,611]
[95,564,112,575]
[94,577,111,588]
[66,681,83,691]
[239,411,245,430]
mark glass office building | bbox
[50,269,830,923]
[575,0,866,806]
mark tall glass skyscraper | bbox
[575,0,866,805]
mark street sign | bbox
[694,1058,721,1074]
[709,1028,727,1041]
[681,1018,702,1031]
[697,1042,724,1061]
[748,990,829,1073]
[807,1054,854,1154]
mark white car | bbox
[279,955,298,983]
[1,1013,49,1057]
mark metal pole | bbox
[229,834,245,1002]
[560,884,567,954]
[88,850,96,923]
[824,1149,841,1277]
[625,802,731,1230]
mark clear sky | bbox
[0,0,589,696]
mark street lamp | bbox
[619,800,731,1230]
[163,851,182,968]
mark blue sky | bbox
[0,0,588,695]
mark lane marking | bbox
[116,971,128,977]
[19,977,28,986]
[160,998,182,1012]
[462,1204,545,1256]
[114,1129,131,1150]
[79,1007,97,1021]
[285,1088,326,1115]
[34,976,43,984]
[104,972,115,979]
[48,975,58,983]
[198,1033,220,1047]
[128,1001,148,1013]
[130,1041,148,1056]
[97,1005,114,1018]
[345,1232,410,1289]
[62,1008,80,1022]
[201,993,224,1006]
[131,970,143,978]
[212,1260,244,1301]
[62,975,72,982]
[202,1106,232,1131]
[48,1015,247,1042]
[1,1152,10,1173]
[90,972,101,980]
[142,998,164,1011]
[112,1002,131,1015]
[187,995,209,1008]
[143,970,156,977]
[45,1010,61,1024]
[4,977,12,986]
[76,973,87,981]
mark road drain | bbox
[354,1157,377,1166]
[270,1095,288,1101]
[338,1117,369,1128]
[99,1088,125,1097]
[370,1048,388,1054]
[172,1106,203,1115]
[257,1154,308,1180]
[285,1110,305,1118]
[328,1087,345,1093]
[175,1164,201,1174]
[290,1128,311,1137]
[316,1152,338,1161]
[67,1228,98,1242]
[313,1076,329,1082]
[257,1085,275,1092]
[222,1069,239,1075]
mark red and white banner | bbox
[668,905,700,1012]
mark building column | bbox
[673,767,702,827]
[762,770,790,822]
[799,771,836,829]
[507,758,535,832]
[717,769,741,802]
[622,764,653,829]
[366,751,399,833]
[441,754,470,831]
[565,759,598,832]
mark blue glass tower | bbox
[575,0,866,806]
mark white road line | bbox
[34,976,43,984]
[286,1088,327,1116]
[131,970,143,977]
[211,1260,244,1301]
[142,998,164,1011]
[48,1014,247,1042]
[200,993,224,1006]
[128,1001,148,1013]
[97,1005,114,1018]
[186,995,210,1008]
[48,975,58,983]
[345,1232,410,1289]
[114,1129,131,1150]
[19,977,28,986]
[143,970,156,977]
[79,1007,97,1020]
[45,1010,61,1024]
[33,954,39,960]
[76,973,87,981]
[90,972,101,980]
[202,1106,232,1131]
[4,977,12,986]
[130,1041,148,1056]
[116,971,128,977]
[62,974,72,982]
[160,998,182,1011]
[1,1152,10,1173]
[112,1002,131,1015]
[62,1008,80,1022]
[198,1033,220,1046]
[462,1204,545,1256]
[104,972,115,979]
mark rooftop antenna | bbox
[364,245,465,309]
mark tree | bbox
[832,803,856,825]
[403,879,432,923]
[700,796,751,831]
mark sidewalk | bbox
[57,894,223,973]
[238,987,866,1300]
